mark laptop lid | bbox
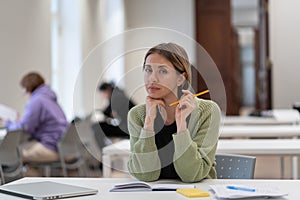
[0,181,98,200]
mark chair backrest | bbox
[0,129,22,166]
[57,123,87,176]
[215,153,256,179]
[75,118,102,160]
[0,129,23,184]
[58,123,85,160]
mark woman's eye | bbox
[144,68,152,73]
[159,69,168,74]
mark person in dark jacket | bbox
[92,82,135,146]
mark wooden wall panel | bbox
[195,0,241,115]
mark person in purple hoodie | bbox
[6,72,69,164]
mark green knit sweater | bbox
[127,98,221,183]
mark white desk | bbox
[220,125,300,138]
[1,177,299,199]
[218,139,300,179]
[217,139,300,155]
[0,128,7,141]
[223,109,300,125]
[102,140,130,178]
[102,139,300,179]
[219,124,300,179]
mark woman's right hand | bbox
[144,96,165,131]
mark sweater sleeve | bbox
[127,105,161,181]
[173,100,221,182]
[6,98,42,134]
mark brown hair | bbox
[20,72,45,93]
[143,43,191,85]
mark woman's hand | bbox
[175,90,196,133]
[144,96,165,131]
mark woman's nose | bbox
[149,71,158,82]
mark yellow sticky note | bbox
[176,188,210,198]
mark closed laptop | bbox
[0,181,98,200]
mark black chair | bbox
[215,153,256,179]
[0,129,23,184]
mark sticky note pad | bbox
[176,188,210,198]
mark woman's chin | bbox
[148,94,162,100]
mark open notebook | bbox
[0,104,17,121]
[110,181,195,192]
[0,181,98,200]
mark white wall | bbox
[0,0,51,114]
[270,0,300,108]
[78,0,125,117]
[78,0,196,114]
[2,0,299,119]
[53,0,82,120]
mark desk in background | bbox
[1,177,299,199]
[102,139,300,179]
[0,128,7,141]
[217,139,300,156]
[102,111,300,179]
[223,109,300,125]
[220,125,300,138]
[221,113,300,179]
[102,140,130,178]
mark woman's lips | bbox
[148,86,160,92]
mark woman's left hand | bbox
[175,90,196,132]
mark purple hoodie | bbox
[6,84,69,152]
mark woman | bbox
[6,72,69,163]
[127,43,221,183]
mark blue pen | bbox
[226,186,256,192]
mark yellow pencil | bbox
[169,89,209,106]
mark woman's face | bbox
[144,53,184,100]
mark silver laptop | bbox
[0,181,98,200]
